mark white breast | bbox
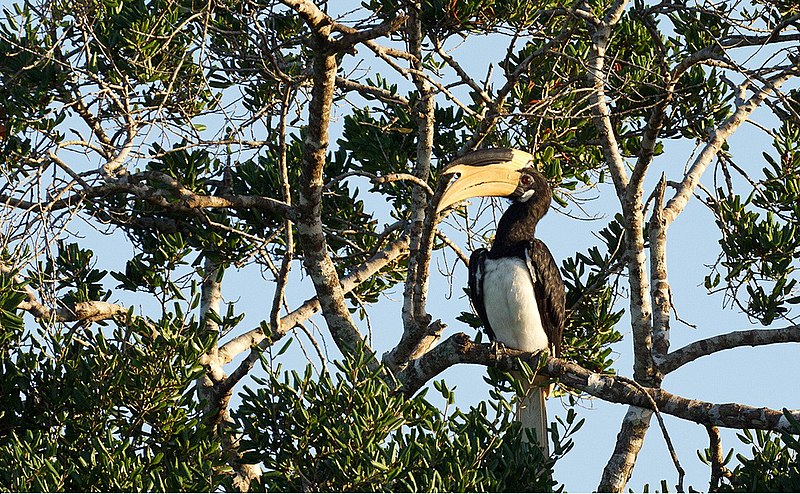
[481,256,549,352]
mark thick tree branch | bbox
[587,6,656,387]
[398,333,800,432]
[195,258,261,491]
[279,0,331,32]
[386,8,440,370]
[331,16,408,52]
[7,267,128,324]
[0,174,297,220]
[292,22,376,365]
[586,24,629,199]
[622,190,655,384]
[598,407,653,492]
[53,300,128,323]
[280,0,406,53]
[199,257,226,412]
[649,176,671,372]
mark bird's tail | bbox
[514,371,550,457]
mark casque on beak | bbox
[436,148,535,214]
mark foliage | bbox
[706,106,800,325]
[236,347,582,492]
[714,411,800,492]
[0,254,226,490]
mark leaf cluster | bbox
[715,411,800,491]
[236,347,582,492]
[0,291,226,491]
[707,115,800,324]
[560,216,625,373]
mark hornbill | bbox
[437,148,566,455]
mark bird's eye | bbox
[520,174,532,186]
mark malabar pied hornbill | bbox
[437,148,566,454]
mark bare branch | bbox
[279,0,333,34]
[292,22,376,365]
[431,34,492,106]
[649,175,671,369]
[336,76,410,106]
[0,173,297,220]
[616,375,685,492]
[706,425,733,491]
[270,86,295,337]
[459,32,569,154]
[598,407,653,492]
[660,325,800,374]
[587,21,629,200]
[435,231,469,267]
[10,277,128,324]
[325,170,434,196]
[387,9,439,370]
[331,15,408,51]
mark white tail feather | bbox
[515,372,549,456]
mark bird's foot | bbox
[489,340,507,359]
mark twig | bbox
[435,231,469,267]
[324,170,434,196]
[270,85,295,336]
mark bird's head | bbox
[436,148,551,214]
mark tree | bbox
[1,0,799,490]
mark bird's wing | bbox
[468,247,496,341]
[527,239,566,357]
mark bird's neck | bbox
[490,200,547,257]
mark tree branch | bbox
[663,72,795,225]
[270,85,295,339]
[331,15,408,52]
[586,22,629,199]
[660,325,800,374]
[216,234,410,366]
[706,424,733,491]
[335,76,410,106]
[279,0,332,33]
[598,407,653,492]
[397,333,800,433]
[291,14,376,365]
[325,170,433,196]
[649,175,671,372]
[386,8,440,370]
[459,32,568,154]
[0,173,297,220]
[8,267,129,324]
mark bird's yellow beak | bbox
[436,148,535,214]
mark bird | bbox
[436,148,566,455]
